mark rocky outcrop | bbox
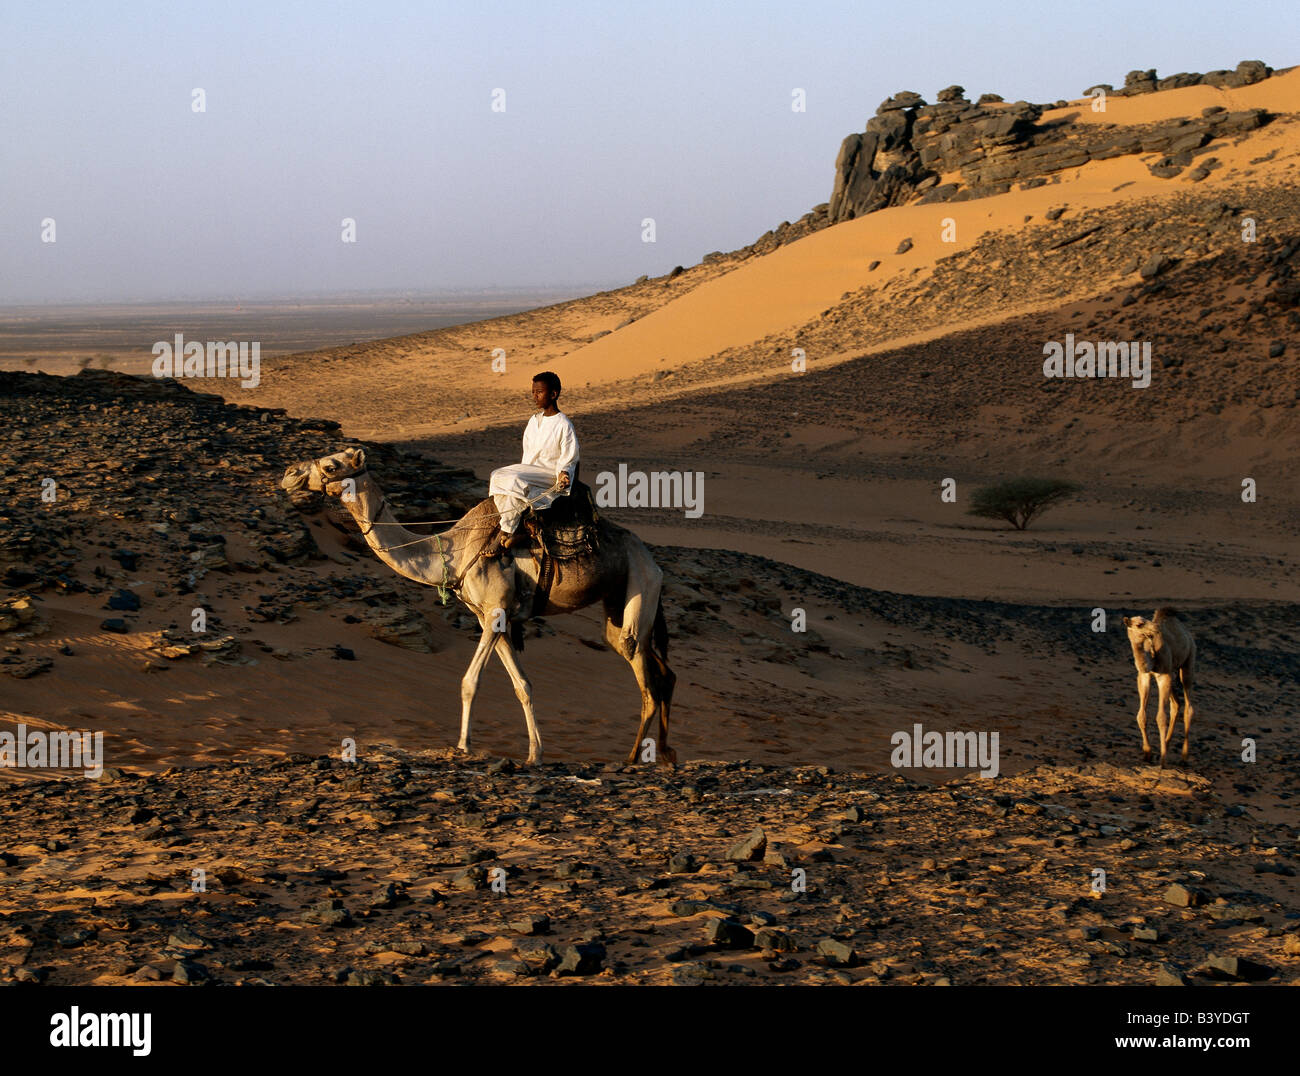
[826,61,1278,224]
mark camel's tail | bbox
[653,598,668,661]
[511,620,525,652]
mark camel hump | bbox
[1153,607,1182,624]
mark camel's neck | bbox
[341,473,464,589]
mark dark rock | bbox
[671,962,716,984]
[509,913,550,936]
[726,827,767,861]
[895,238,913,255]
[173,959,209,984]
[1163,882,1205,907]
[877,91,925,113]
[667,852,699,874]
[1199,954,1275,981]
[346,969,397,986]
[816,938,855,966]
[755,928,796,952]
[708,917,755,949]
[100,618,130,634]
[167,926,211,951]
[1139,254,1175,279]
[1154,962,1189,986]
[555,942,606,976]
[514,940,560,975]
[301,898,353,926]
[106,589,141,611]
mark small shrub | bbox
[967,477,1081,531]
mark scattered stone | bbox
[167,927,211,952]
[1199,954,1275,982]
[667,851,699,874]
[1139,254,1174,279]
[708,917,755,949]
[1162,883,1205,908]
[106,589,141,611]
[301,899,353,927]
[816,938,856,967]
[1154,962,1189,986]
[173,959,209,984]
[726,827,767,862]
[555,942,606,977]
[510,914,550,936]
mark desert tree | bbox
[967,477,1081,531]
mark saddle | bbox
[517,480,600,621]
[525,479,600,557]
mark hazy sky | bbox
[1,1,1295,303]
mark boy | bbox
[482,371,579,558]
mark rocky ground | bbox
[2,750,1297,986]
[2,368,1299,987]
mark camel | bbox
[1122,608,1196,767]
[280,447,676,767]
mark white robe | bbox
[489,411,579,533]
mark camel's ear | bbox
[352,447,367,469]
[1122,617,1131,627]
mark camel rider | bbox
[481,371,578,558]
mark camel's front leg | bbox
[491,632,542,765]
[1135,673,1152,762]
[1154,673,1173,768]
[459,623,497,755]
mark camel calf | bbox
[1122,608,1196,767]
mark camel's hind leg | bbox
[652,645,677,765]
[604,616,664,765]
[607,546,676,766]
[1135,673,1153,762]
[1179,662,1195,762]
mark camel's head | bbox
[281,448,368,498]
[1122,616,1157,671]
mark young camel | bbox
[1122,608,1196,767]
[280,447,676,766]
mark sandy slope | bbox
[218,68,1300,442]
